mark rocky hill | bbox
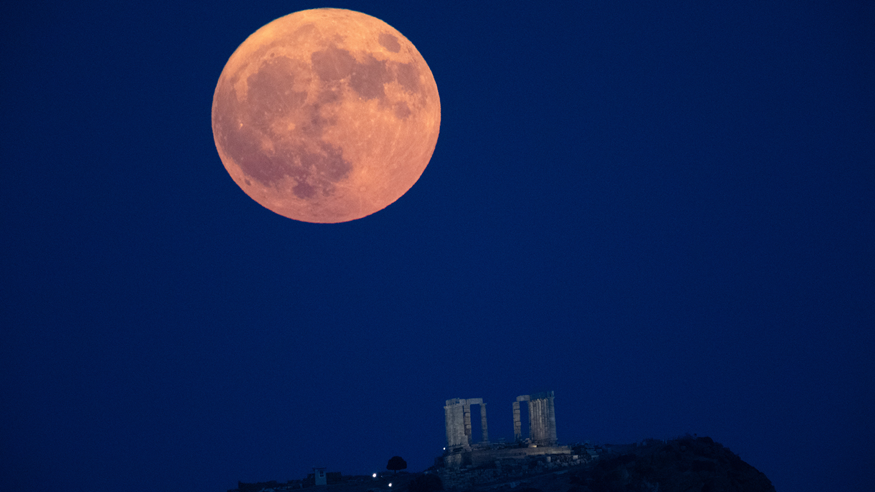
[433,436,773,492]
[562,435,775,492]
[230,436,774,492]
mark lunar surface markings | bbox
[311,46,356,82]
[350,55,388,100]
[379,33,401,52]
[396,62,420,93]
[246,57,307,122]
[394,102,412,119]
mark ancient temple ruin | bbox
[444,398,488,451]
[513,391,557,446]
[445,391,557,451]
[441,391,568,469]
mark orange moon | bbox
[211,9,440,223]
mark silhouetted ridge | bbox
[567,436,775,492]
[225,436,774,492]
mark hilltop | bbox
[230,435,774,492]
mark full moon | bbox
[212,9,440,223]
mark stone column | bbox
[480,403,489,443]
[525,391,557,446]
[444,401,453,447]
[444,399,468,448]
[529,398,542,443]
[463,402,472,447]
[546,392,557,445]
[512,401,521,441]
[455,402,467,447]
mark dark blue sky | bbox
[2,1,873,491]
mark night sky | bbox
[2,1,873,492]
